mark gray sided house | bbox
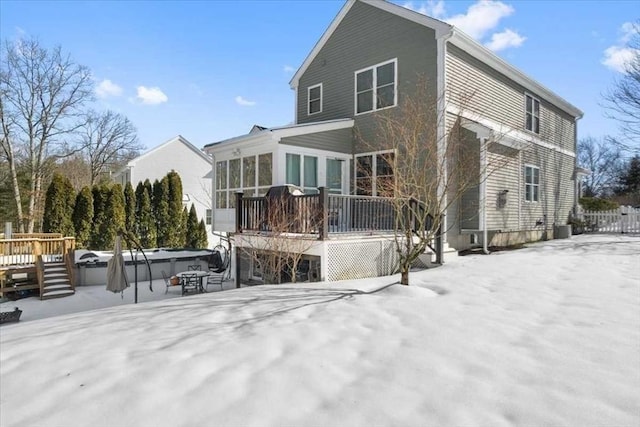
[204,0,582,283]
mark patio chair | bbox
[205,245,230,292]
[188,264,201,271]
[181,273,200,296]
[162,270,180,294]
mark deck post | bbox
[318,187,328,240]
[235,192,243,233]
[435,216,443,264]
[235,192,243,289]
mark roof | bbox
[203,118,354,150]
[112,135,212,179]
[289,0,582,119]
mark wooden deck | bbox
[1,234,76,299]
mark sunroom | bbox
[203,119,354,233]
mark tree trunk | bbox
[400,266,409,285]
[8,155,25,233]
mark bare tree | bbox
[357,79,515,285]
[239,191,318,284]
[578,136,624,197]
[0,38,93,232]
[603,21,640,153]
[80,110,143,185]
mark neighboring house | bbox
[203,0,583,282]
[113,135,214,247]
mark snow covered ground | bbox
[1,234,639,426]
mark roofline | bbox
[448,30,583,119]
[203,118,354,150]
[289,0,582,119]
[289,0,451,90]
[131,135,212,166]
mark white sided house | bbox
[204,0,583,284]
[113,135,214,247]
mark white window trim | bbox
[307,83,323,116]
[524,93,540,134]
[354,58,398,116]
[524,164,540,203]
[354,149,395,196]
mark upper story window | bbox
[355,59,397,115]
[308,83,322,115]
[524,164,540,202]
[525,94,540,134]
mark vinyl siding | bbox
[296,0,438,154]
[280,128,353,154]
[520,146,575,229]
[486,145,520,231]
[446,44,576,153]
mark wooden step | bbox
[41,289,75,300]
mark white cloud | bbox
[602,46,637,73]
[402,0,445,18]
[135,86,168,105]
[485,28,526,51]
[602,22,639,73]
[400,1,525,51]
[235,96,256,106]
[447,0,513,40]
[283,65,296,73]
[95,79,123,98]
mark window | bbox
[524,165,540,202]
[243,157,256,196]
[525,94,540,134]
[355,59,397,114]
[286,154,301,186]
[308,83,322,115]
[355,151,394,196]
[228,159,241,208]
[205,209,212,225]
[286,153,318,193]
[215,161,227,209]
[258,153,272,195]
[326,159,343,194]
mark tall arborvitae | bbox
[185,204,199,248]
[196,219,208,249]
[90,184,110,249]
[182,206,190,247]
[166,170,184,248]
[135,181,156,248]
[124,181,136,234]
[43,173,76,236]
[72,186,93,248]
[99,183,126,249]
[152,178,170,247]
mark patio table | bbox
[175,270,210,294]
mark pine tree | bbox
[72,186,93,248]
[42,173,76,236]
[152,178,170,247]
[185,204,199,248]
[167,170,184,247]
[124,181,136,233]
[182,206,190,247]
[90,184,110,249]
[136,181,156,248]
[99,183,126,249]
[196,219,208,249]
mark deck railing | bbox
[235,187,437,240]
[0,235,76,268]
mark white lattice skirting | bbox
[326,238,399,281]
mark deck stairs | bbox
[40,262,75,300]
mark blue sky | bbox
[1,0,637,151]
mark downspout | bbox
[480,137,490,254]
[435,27,454,246]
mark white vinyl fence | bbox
[578,206,640,234]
